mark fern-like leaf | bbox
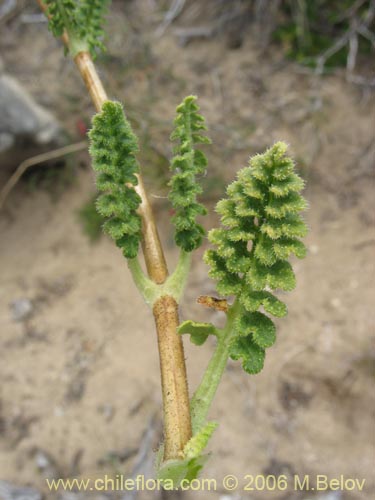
[43,0,68,38]
[205,142,307,375]
[168,96,211,252]
[76,0,109,56]
[88,101,142,259]
[43,0,110,58]
[229,335,265,374]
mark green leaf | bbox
[43,0,110,58]
[215,199,239,228]
[254,235,277,266]
[240,290,287,317]
[241,178,266,200]
[184,421,218,459]
[261,214,308,239]
[235,194,263,218]
[267,260,296,291]
[204,250,242,296]
[273,237,307,260]
[44,1,67,37]
[178,320,219,346]
[236,311,276,348]
[157,455,210,487]
[265,192,307,218]
[247,260,296,291]
[175,225,205,252]
[203,142,307,376]
[168,95,210,252]
[262,294,288,317]
[229,334,265,374]
[269,174,305,197]
[246,260,269,291]
[89,101,142,259]
[76,0,110,57]
[227,218,258,242]
[156,422,217,486]
[116,234,141,259]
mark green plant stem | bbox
[127,258,159,306]
[38,0,193,464]
[190,300,240,433]
[164,250,191,301]
[127,251,192,307]
[69,34,90,57]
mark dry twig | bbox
[155,0,186,37]
[315,0,375,76]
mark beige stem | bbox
[73,51,169,283]
[36,0,192,458]
[153,295,192,458]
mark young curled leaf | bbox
[168,96,211,252]
[89,101,142,259]
[42,0,110,58]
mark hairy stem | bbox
[37,0,192,459]
[190,301,240,433]
[73,51,107,111]
[73,51,169,282]
[127,258,159,306]
[164,251,191,301]
[136,175,169,284]
[153,295,192,458]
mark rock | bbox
[0,480,42,500]
[0,132,14,152]
[33,448,60,480]
[0,73,62,152]
[10,298,33,322]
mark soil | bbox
[0,1,374,499]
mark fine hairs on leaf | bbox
[38,0,308,487]
[43,0,110,57]
[168,95,210,252]
[88,101,142,259]
[203,142,307,376]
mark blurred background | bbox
[0,1,374,499]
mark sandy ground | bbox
[0,1,374,499]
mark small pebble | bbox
[10,298,33,322]
[35,450,50,470]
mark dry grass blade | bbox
[0,141,87,211]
